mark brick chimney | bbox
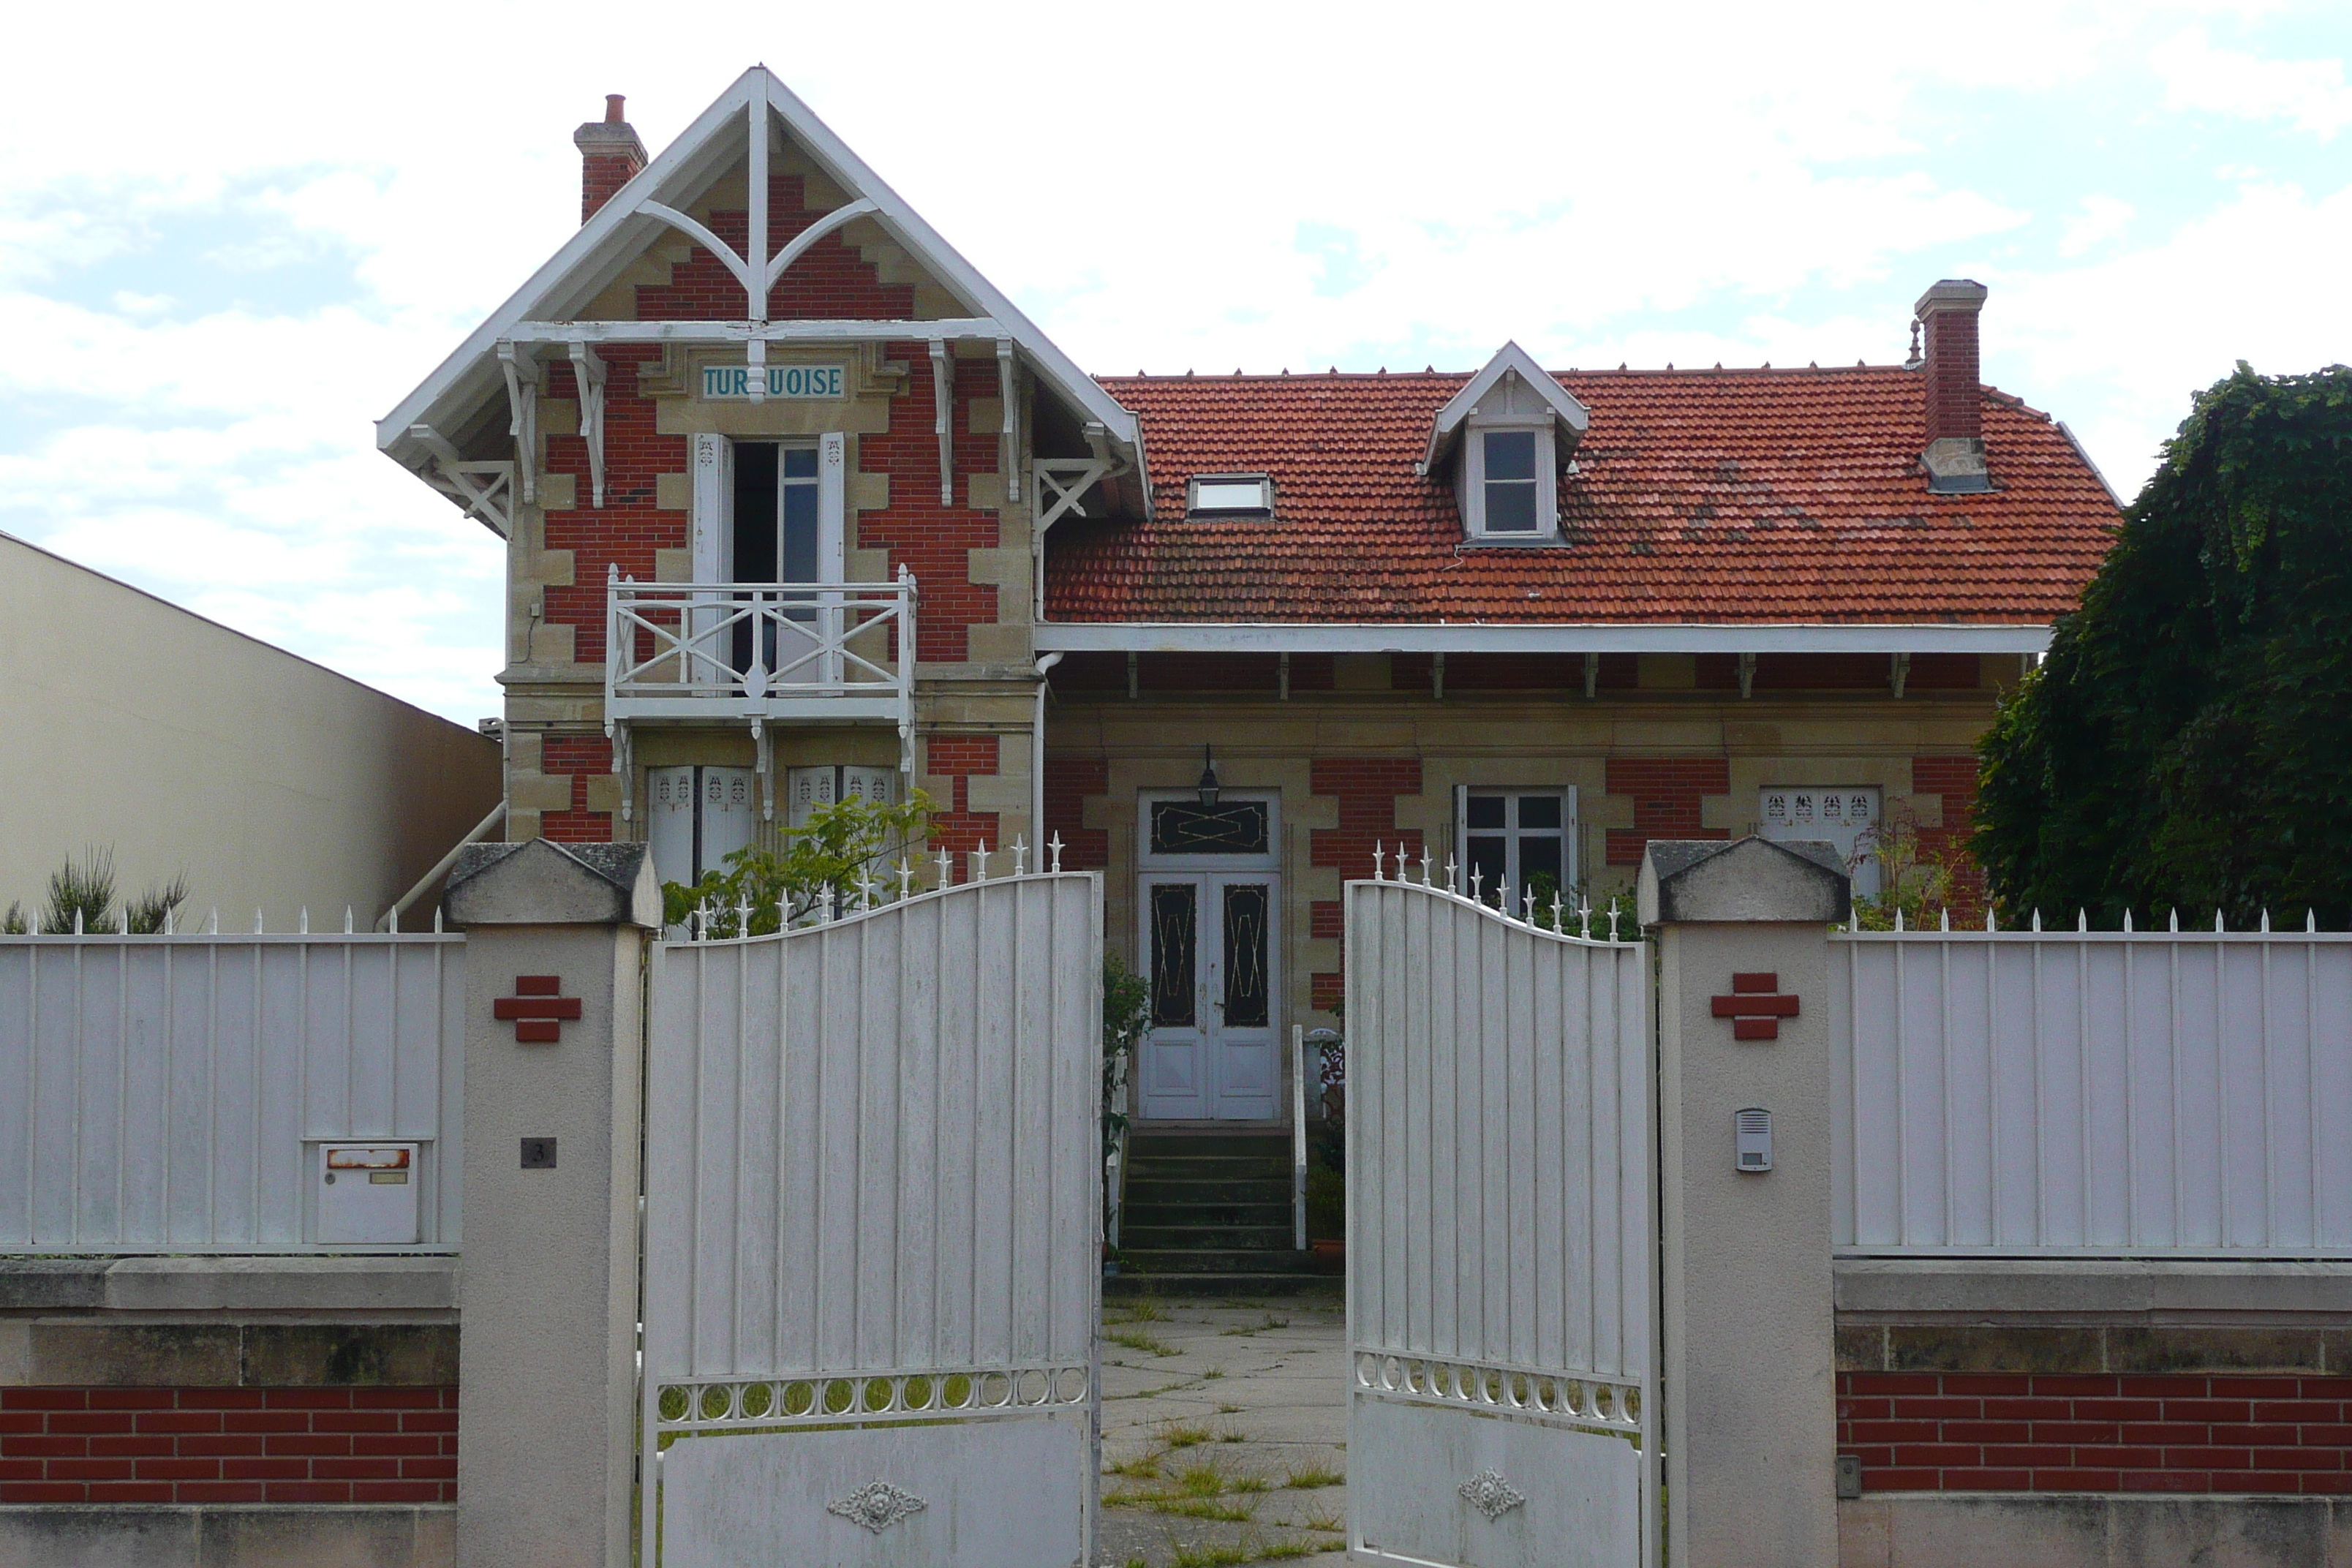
[1914,278,1991,493]
[573,94,647,225]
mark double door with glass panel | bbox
[728,440,829,685]
[1136,795,1281,1122]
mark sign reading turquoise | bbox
[701,364,846,400]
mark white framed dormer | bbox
[1425,341,1589,545]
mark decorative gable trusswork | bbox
[377,67,1145,535]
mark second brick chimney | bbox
[574,94,647,225]
[1914,278,1991,494]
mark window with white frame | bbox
[1469,427,1549,535]
[647,766,757,890]
[1455,787,1579,907]
[1187,474,1275,518]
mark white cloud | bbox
[2152,25,2352,137]
[2059,196,2135,257]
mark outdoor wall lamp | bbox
[1197,745,1221,807]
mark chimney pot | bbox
[574,94,648,226]
[1914,278,1991,494]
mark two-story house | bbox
[380,67,2119,1133]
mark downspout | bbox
[1033,652,1064,850]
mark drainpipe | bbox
[1033,652,1064,851]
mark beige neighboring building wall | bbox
[0,532,503,929]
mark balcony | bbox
[604,569,915,736]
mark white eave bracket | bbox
[930,339,954,506]
[406,425,515,537]
[497,344,540,505]
[568,343,609,508]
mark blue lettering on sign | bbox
[700,364,846,400]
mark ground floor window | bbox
[784,764,897,829]
[647,765,755,889]
[1456,786,1578,905]
[1759,786,1882,897]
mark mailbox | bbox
[317,1142,422,1244]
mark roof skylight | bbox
[1188,475,1275,516]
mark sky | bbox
[1,0,2347,724]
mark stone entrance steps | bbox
[1111,1131,1335,1297]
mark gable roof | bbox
[376,67,1139,477]
[1424,340,1590,470]
[1041,365,2121,634]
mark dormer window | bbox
[1425,341,1590,545]
[1188,474,1275,517]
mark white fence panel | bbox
[642,870,1101,1568]
[1833,930,2352,1255]
[0,933,464,1252]
[1346,872,1656,1568]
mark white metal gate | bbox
[1346,868,1656,1568]
[641,870,1103,1568]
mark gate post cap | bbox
[442,839,662,930]
[1638,836,1850,926]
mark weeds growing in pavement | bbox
[1284,1463,1345,1489]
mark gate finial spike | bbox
[73,908,83,935]
[1580,900,1592,940]
[823,886,837,924]
[207,906,219,935]
[738,897,753,933]
[344,906,353,934]
[1372,842,1384,881]
[1012,837,1028,876]
[971,840,990,883]
[1421,848,1433,886]
[2124,908,2133,932]
[255,909,264,934]
[2168,907,2179,932]
[1987,908,1997,932]
[2261,908,2272,932]
[1608,905,1621,941]
[1895,908,1904,932]
[2310,908,2319,933]
[299,907,309,934]
[433,907,443,933]
[898,859,915,901]
[1496,876,1509,913]
[1551,890,1564,932]
[1940,907,1949,932]
[2215,908,2225,933]
[120,907,129,935]
[165,908,176,935]
[2077,908,2087,932]
[2031,908,2042,932]
[1444,856,1458,894]
[1469,865,1482,902]
[936,846,954,889]
[1523,886,1537,922]
[1048,832,1064,873]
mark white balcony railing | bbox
[605,568,916,730]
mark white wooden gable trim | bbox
[1422,339,1591,470]
[377,66,1138,486]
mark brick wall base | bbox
[0,1387,456,1505]
[1839,1371,2352,1496]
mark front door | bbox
[1138,872,1279,1120]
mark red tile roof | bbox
[1042,366,2120,624]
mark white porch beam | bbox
[504,317,1004,345]
[1031,622,2054,655]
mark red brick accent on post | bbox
[573,95,647,225]
[927,734,1000,880]
[1918,279,1988,448]
[538,734,615,844]
[1042,757,1109,871]
[0,1387,458,1505]
[1603,756,1730,867]
[1838,1371,2352,1496]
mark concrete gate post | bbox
[441,840,660,1568]
[1639,837,1850,1568]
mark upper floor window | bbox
[1188,474,1275,517]
[1466,426,1551,536]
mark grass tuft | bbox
[1283,1463,1345,1489]
[1106,1327,1180,1357]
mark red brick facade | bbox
[1910,753,1986,912]
[925,734,1000,878]
[538,734,615,844]
[0,1386,457,1506]
[1041,757,1109,872]
[1308,759,1425,1012]
[1839,1371,2352,1495]
[1603,756,1731,867]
